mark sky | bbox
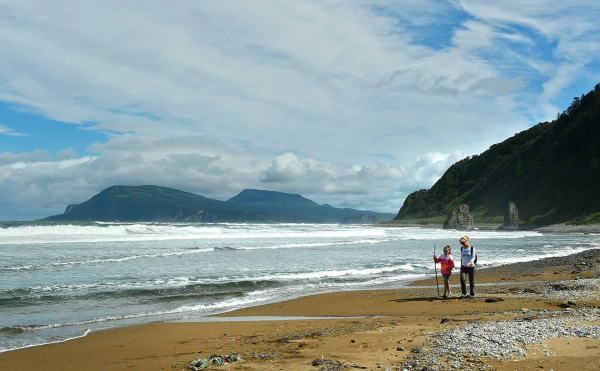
[1,1,600,221]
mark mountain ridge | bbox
[228,189,393,222]
[40,185,395,223]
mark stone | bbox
[498,201,519,230]
[411,346,423,353]
[396,346,405,351]
[443,205,474,230]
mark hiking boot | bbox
[442,295,447,299]
[459,294,466,299]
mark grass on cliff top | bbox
[567,212,600,225]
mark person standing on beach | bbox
[433,245,455,299]
[459,235,476,298]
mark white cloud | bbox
[259,153,310,183]
[0,1,552,161]
[1,1,600,219]
[0,149,49,165]
[0,133,467,219]
[257,149,467,209]
[0,124,26,136]
[55,148,79,160]
[456,0,600,119]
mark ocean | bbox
[1,221,598,353]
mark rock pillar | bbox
[443,204,474,230]
[499,202,519,230]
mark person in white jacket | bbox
[459,235,476,299]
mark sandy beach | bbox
[2,249,599,371]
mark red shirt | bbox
[434,254,455,275]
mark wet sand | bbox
[2,249,599,371]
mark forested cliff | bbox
[395,83,600,225]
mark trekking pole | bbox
[434,243,440,296]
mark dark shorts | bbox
[442,274,450,281]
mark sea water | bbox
[1,221,598,352]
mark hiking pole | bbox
[434,243,440,296]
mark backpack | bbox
[461,245,477,264]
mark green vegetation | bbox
[569,212,600,225]
[395,83,600,226]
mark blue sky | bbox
[1,0,600,220]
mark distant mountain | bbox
[228,189,319,207]
[40,186,395,223]
[394,83,600,226]
[41,185,284,223]
[228,189,395,222]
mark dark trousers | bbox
[460,265,476,295]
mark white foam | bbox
[51,248,214,267]
[255,264,415,281]
[478,247,589,267]
[0,223,388,245]
[0,328,93,354]
[228,238,395,250]
[1,261,418,295]
[0,265,33,271]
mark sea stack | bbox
[498,201,519,230]
[443,204,474,230]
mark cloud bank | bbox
[0,136,464,219]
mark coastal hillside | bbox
[40,185,394,223]
[228,189,395,222]
[394,83,600,225]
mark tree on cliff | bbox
[394,83,600,226]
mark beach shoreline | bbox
[2,249,600,370]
